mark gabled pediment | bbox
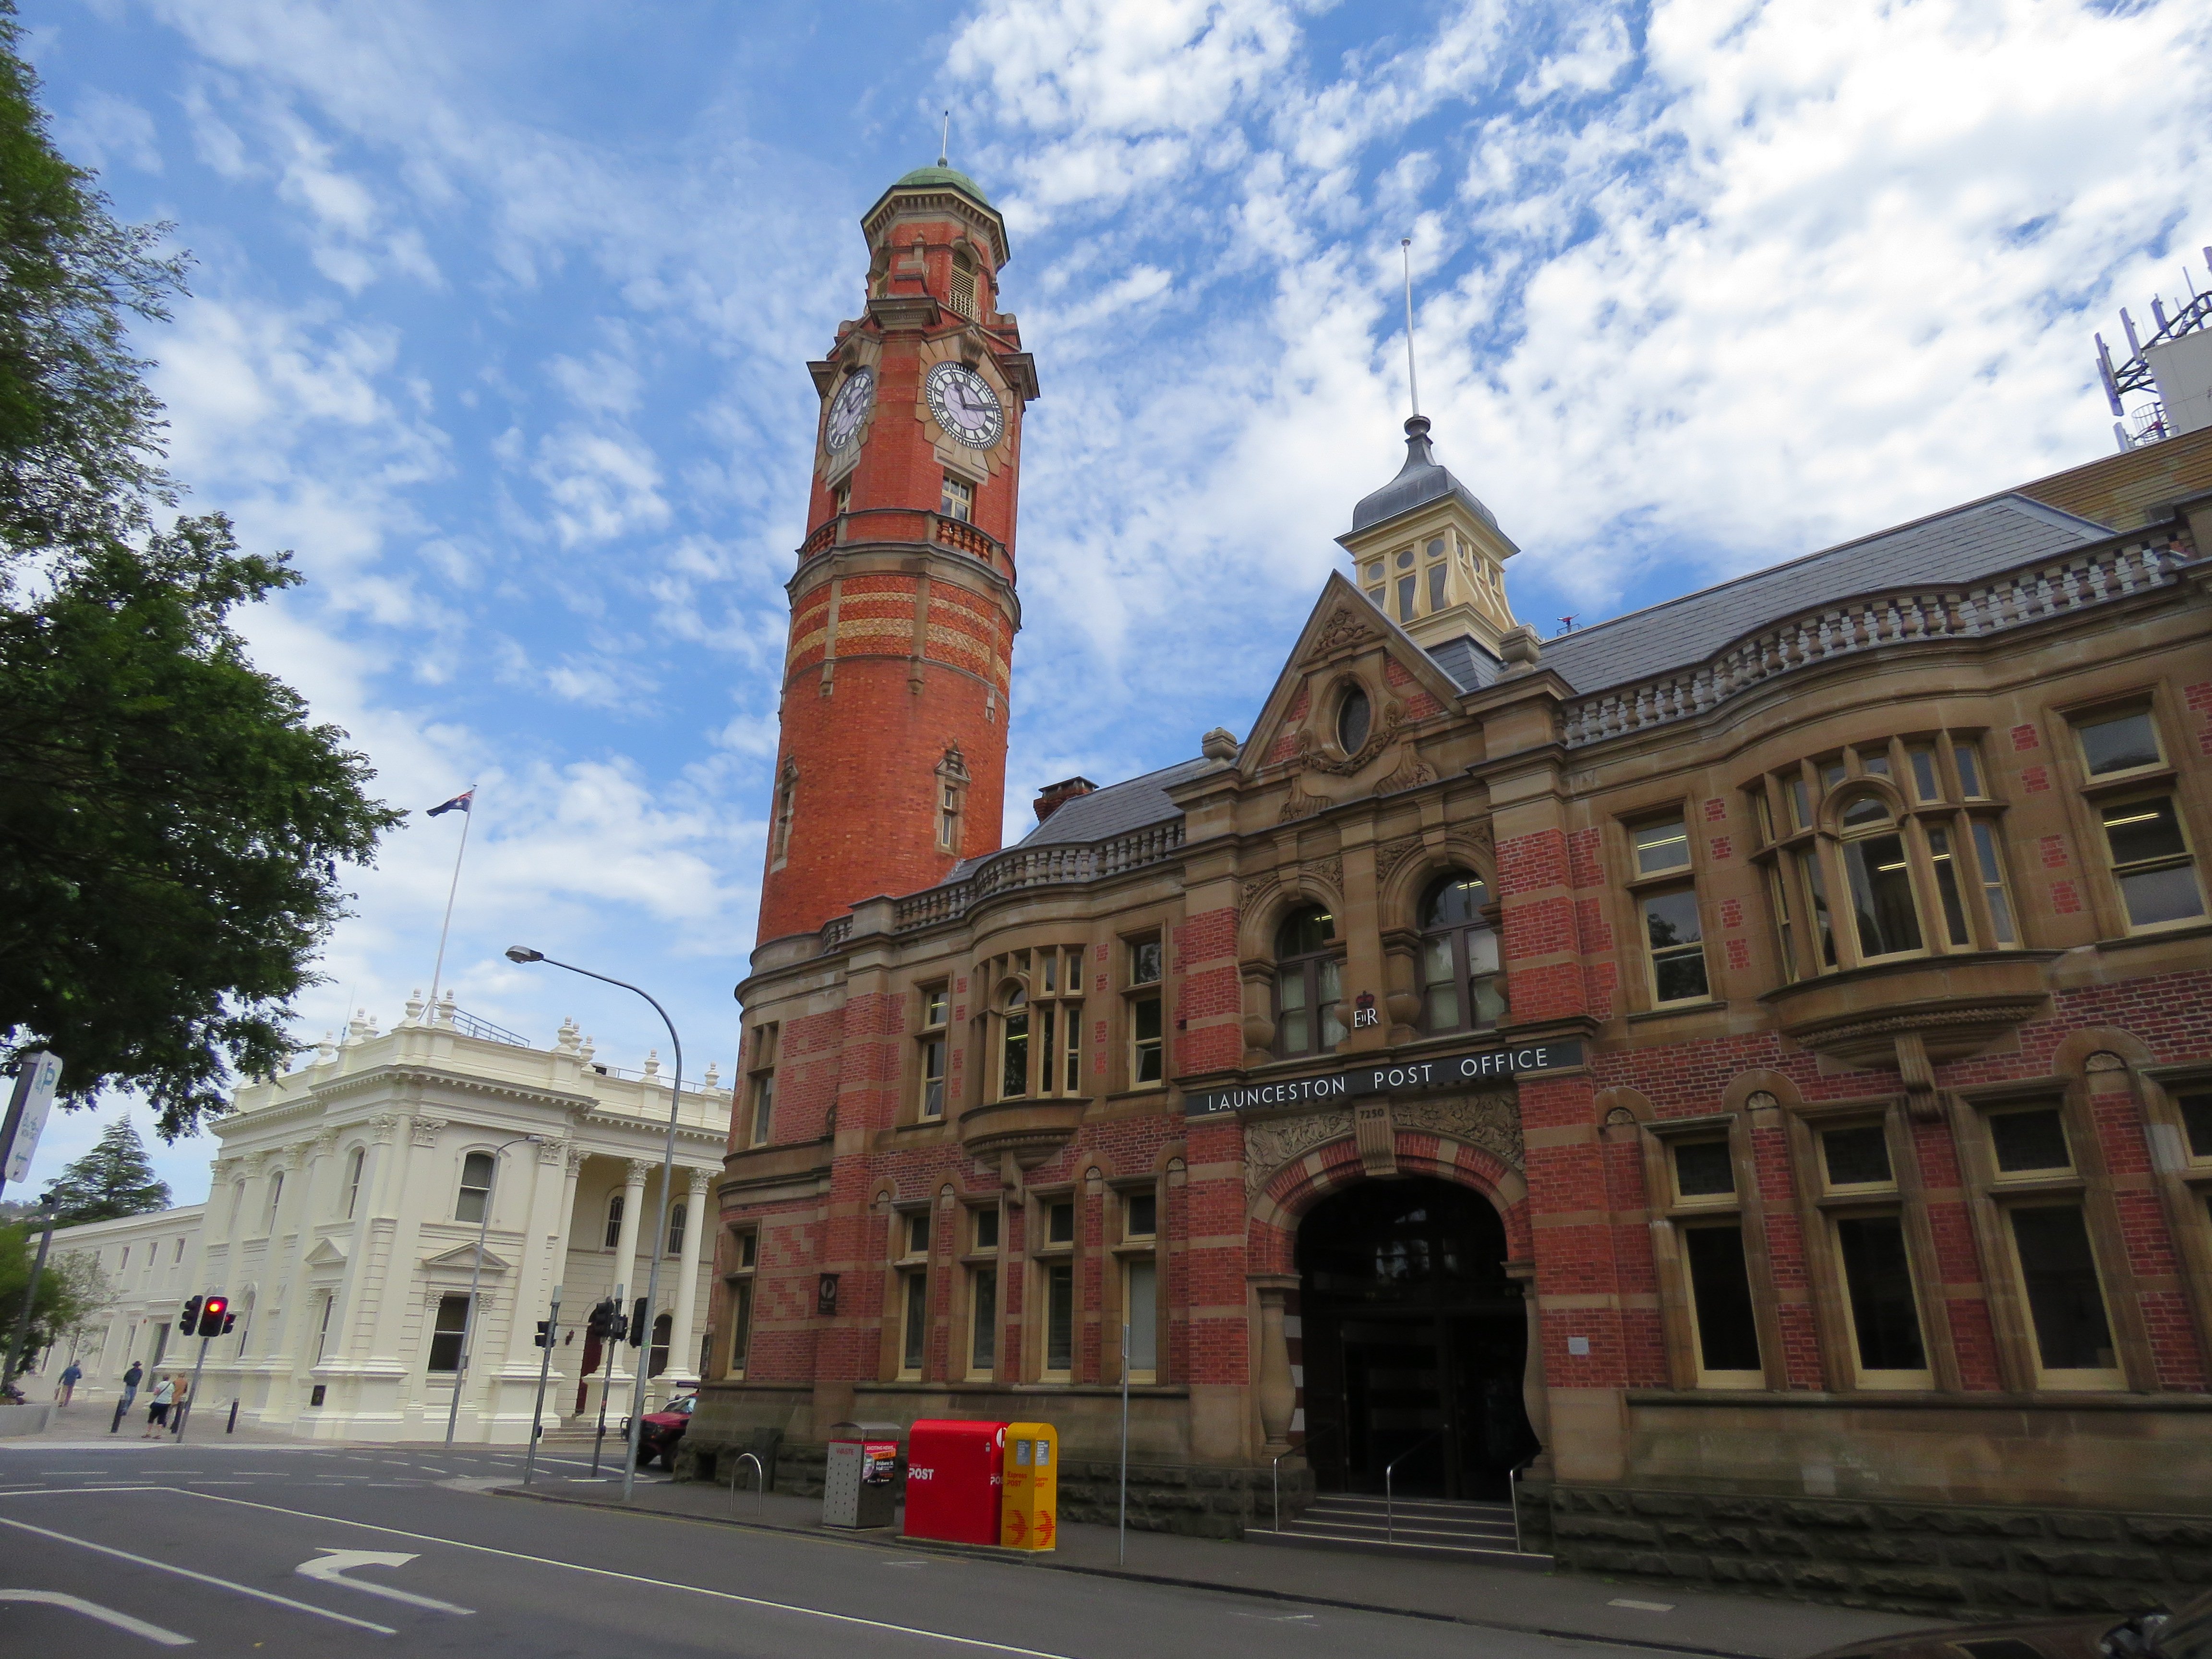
[421,1241,512,1274]
[1237,574,1472,820]
[304,1237,349,1268]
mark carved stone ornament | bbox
[1311,607,1382,659]
[1393,1094,1525,1172]
[1375,747,1435,797]
[538,1136,569,1166]
[1295,697,1407,778]
[1279,781,1332,824]
[312,1128,342,1157]
[2084,1051,2128,1073]
[369,1113,401,1144]
[1744,1091,1780,1112]
[1374,834,1426,891]
[1245,1109,1355,1197]
[565,1143,590,1176]
[1303,854,1343,896]
[409,1116,447,1149]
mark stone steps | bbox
[1253,1493,1552,1568]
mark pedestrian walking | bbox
[120,1360,143,1411]
[57,1361,82,1406]
[141,1374,176,1437]
[168,1373,191,1435]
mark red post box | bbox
[902,1419,1006,1545]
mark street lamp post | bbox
[444,1134,542,1447]
[507,946,685,1503]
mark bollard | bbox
[110,1396,126,1435]
[227,1399,239,1434]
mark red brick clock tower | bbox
[756,162,1038,943]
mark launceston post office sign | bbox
[1182,1039,1586,1119]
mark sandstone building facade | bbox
[696,161,2212,1613]
[45,999,726,1443]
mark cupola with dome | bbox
[1339,413,1522,655]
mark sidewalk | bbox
[497,1475,1948,1659]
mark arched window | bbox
[1275,905,1343,1058]
[999,987,1030,1098]
[266,1169,285,1228]
[1419,871,1504,1034]
[342,1147,365,1219]
[1837,793,1923,959]
[648,1311,673,1379]
[1336,685,1371,755]
[950,247,978,319]
[456,1152,495,1223]
[603,1191,625,1250]
[666,1202,686,1258]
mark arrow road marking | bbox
[0,1589,194,1646]
[297,1549,475,1614]
[0,1516,395,1635]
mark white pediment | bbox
[420,1241,513,1274]
[304,1237,349,1267]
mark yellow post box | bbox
[999,1422,1058,1551]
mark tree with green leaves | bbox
[0,5,401,1137]
[0,1217,105,1374]
[40,1118,169,1224]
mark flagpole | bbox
[428,791,475,1007]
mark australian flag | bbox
[427,789,474,817]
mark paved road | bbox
[0,1443,1700,1659]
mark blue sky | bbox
[13,0,2209,1203]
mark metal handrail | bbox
[1383,1429,1446,1545]
[726,1451,765,1514]
[1270,1424,1334,1533]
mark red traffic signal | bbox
[196,1295,229,1338]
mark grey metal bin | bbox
[823,1420,903,1529]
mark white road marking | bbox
[298,1548,475,1614]
[0,1515,396,1635]
[1608,1599,1676,1612]
[0,1588,195,1645]
[180,1489,1080,1657]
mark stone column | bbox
[268,1131,341,1419]
[664,1167,712,1390]
[1250,1273,1298,1457]
[601,1158,649,1415]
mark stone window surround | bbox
[1615,800,1715,1015]
[1026,1183,1078,1384]
[2053,689,2206,940]
[957,1198,1006,1384]
[1636,1106,1780,1392]
[1779,1095,1946,1393]
[1121,929,1165,1093]
[1746,730,2019,982]
[1106,1172,1165,1386]
[2139,1059,2212,1374]
[881,1194,937,1383]
[1950,1067,2157,1395]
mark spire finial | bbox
[1401,237,1420,420]
[939,109,951,167]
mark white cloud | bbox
[57,87,162,173]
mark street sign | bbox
[0,1050,63,1186]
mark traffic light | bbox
[196,1296,229,1338]
[534,1321,553,1348]
[178,1297,202,1334]
[628,1297,648,1348]
[219,1310,236,1334]
[587,1299,625,1342]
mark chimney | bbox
[1033,775,1098,824]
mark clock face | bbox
[924,361,1004,450]
[824,368,875,452]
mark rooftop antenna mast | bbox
[940,109,951,166]
[1401,237,1420,418]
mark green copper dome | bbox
[888,163,993,207]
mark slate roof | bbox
[1539,494,2113,696]
[931,492,2116,882]
[1349,417,1514,545]
[1013,757,1216,848]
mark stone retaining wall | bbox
[1531,1483,2212,1619]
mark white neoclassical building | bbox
[48,995,732,1442]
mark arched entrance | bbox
[1295,1175,1536,1499]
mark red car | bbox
[621,1394,696,1468]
